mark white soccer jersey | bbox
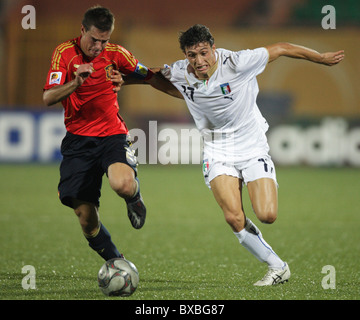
[162,47,270,163]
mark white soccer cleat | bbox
[254,262,290,286]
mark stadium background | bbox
[0,0,360,166]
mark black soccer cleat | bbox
[126,193,146,229]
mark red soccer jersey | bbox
[44,36,150,136]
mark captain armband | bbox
[132,62,154,81]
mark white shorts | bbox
[202,155,277,189]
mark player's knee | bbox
[224,211,245,230]
[111,176,136,198]
[258,209,277,224]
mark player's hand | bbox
[320,50,345,66]
[75,63,94,85]
[111,70,124,92]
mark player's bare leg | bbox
[73,199,99,235]
[210,175,289,285]
[210,175,245,232]
[247,177,290,285]
[73,199,122,260]
[108,162,146,229]
[247,178,278,224]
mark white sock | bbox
[234,218,284,269]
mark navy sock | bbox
[85,223,122,261]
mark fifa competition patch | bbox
[49,72,62,85]
[134,63,149,78]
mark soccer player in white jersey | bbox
[127,24,344,286]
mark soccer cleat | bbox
[126,192,146,229]
[253,262,290,286]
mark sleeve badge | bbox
[49,72,62,85]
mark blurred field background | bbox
[0,164,359,300]
[0,0,360,301]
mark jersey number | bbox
[181,85,195,102]
[258,158,269,172]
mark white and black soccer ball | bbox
[98,258,139,297]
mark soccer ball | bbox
[98,258,139,297]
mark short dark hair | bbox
[178,24,214,52]
[82,6,114,32]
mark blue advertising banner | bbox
[1,111,359,166]
[0,110,65,162]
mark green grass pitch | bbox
[0,164,359,300]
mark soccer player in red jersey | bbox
[43,6,177,261]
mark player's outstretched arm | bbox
[147,68,183,99]
[123,68,183,99]
[265,42,344,66]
